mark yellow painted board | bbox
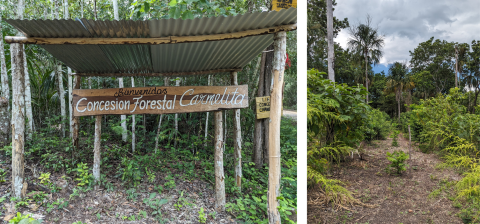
[256,96,282,119]
[272,0,297,11]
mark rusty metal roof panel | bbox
[6,8,296,75]
[148,7,296,37]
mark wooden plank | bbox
[73,69,241,77]
[73,85,249,116]
[5,24,297,45]
[272,0,297,11]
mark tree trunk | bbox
[365,51,369,104]
[0,15,9,143]
[326,0,335,82]
[268,31,286,224]
[263,44,274,165]
[231,72,242,191]
[254,52,266,169]
[113,0,126,142]
[68,68,73,137]
[174,78,180,148]
[397,89,401,122]
[131,77,136,152]
[64,0,69,18]
[214,111,225,212]
[93,115,101,182]
[455,46,458,88]
[56,64,66,137]
[155,77,169,153]
[205,75,211,145]
[11,43,26,198]
[72,75,80,149]
[0,97,8,146]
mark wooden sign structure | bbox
[272,0,297,11]
[256,96,282,119]
[73,85,249,116]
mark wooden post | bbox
[72,75,80,149]
[264,44,274,165]
[205,75,211,146]
[268,31,286,224]
[408,125,412,159]
[11,43,26,198]
[93,115,101,182]
[231,71,242,191]
[131,77,136,152]
[214,110,225,211]
[254,52,266,169]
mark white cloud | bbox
[334,0,480,66]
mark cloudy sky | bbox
[334,0,480,73]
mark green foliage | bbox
[363,109,393,142]
[390,130,400,147]
[142,193,169,222]
[307,69,369,146]
[73,163,93,187]
[118,158,142,188]
[198,208,206,223]
[8,212,42,224]
[385,151,409,174]
[0,168,6,183]
[38,172,51,185]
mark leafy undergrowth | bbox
[0,118,297,223]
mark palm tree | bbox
[384,62,414,121]
[347,15,385,104]
[454,43,468,88]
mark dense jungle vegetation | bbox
[0,0,297,223]
[308,0,480,222]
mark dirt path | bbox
[308,134,463,224]
[282,110,297,121]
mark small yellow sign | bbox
[256,96,282,119]
[272,0,297,11]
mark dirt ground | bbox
[308,134,464,224]
[0,156,237,224]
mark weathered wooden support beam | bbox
[254,52,266,169]
[93,115,101,182]
[72,75,80,149]
[214,110,225,212]
[231,71,242,191]
[5,24,297,45]
[72,69,241,78]
[268,31,286,224]
[11,43,26,198]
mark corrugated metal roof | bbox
[6,8,296,75]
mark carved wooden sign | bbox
[73,85,249,116]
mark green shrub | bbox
[386,150,409,174]
[391,130,400,147]
[363,109,393,142]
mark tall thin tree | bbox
[54,0,66,137]
[326,0,335,81]
[0,13,10,142]
[347,15,385,104]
